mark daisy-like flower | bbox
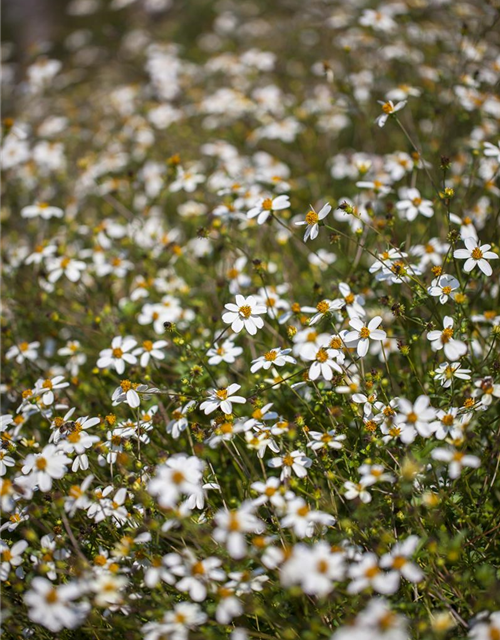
[200,384,246,415]
[213,503,263,559]
[222,295,267,335]
[167,401,195,438]
[434,361,471,388]
[111,380,150,408]
[268,449,312,480]
[359,464,395,486]
[304,342,344,381]
[24,577,88,633]
[307,429,346,451]
[34,375,69,406]
[22,444,72,492]
[396,187,433,221]
[483,141,500,161]
[427,316,467,360]
[148,454,205,509]
[375,99,406,127]
[281,542,344,596]
[338,282,365,318]
[0,539,28,581]
[308,298,345,325]
[295,203,331,241]
[247,194,290,225]
[453,238,498,276]
[5,340,40,364]
[250,347,296,373]
[396,395,436,437]
[21,202,64,219]
[379,536,423,584]
[348,552,399,595]
[97,336,138,374]
[345,316,387,358]
[0,449,15,476]
[469,611,500,640]
[132,339,168,367]
[281,498,335,538]
[47,256,87,283]
[431,447,480,478]
[207,339,243,365]
[250,477,286,509]
[428,274,460,304]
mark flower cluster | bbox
[1,0,500,639]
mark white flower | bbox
[303,339,344,382]
[34,375,69,406]
[22,444,72,491]
[281,542,344,596]
[379,536,423,584]
[170,166,205,192]
[427,316,467,360]
[132,339,168,367]
[396,187,433,221]
[483,141,500,160]
[0,539,28,580]
[345,316,387,358]
[247,194,290,225]
[24,577,88,632]
[200,384,246,415]
[148,454,205,509]
[338,282,365,318]
[375,100,406,127]
[111,380,150,408]
[207,339,243,365]
[280,497,335,538]
[47,256,87,283]
[434,361,471,388]
[5,340,40,364]
[250,477,285,509]
[307,429,346,451]
[222,295,267,335]
[213,504,263,558]
[348,552,399,595]
[97,336,138,374]
[453,238,498,276]
[268,450,312,480]
[359,464,395,486]
[90,572,128,607]
[396,395,436,437]
[250,347,295,373]
[469,611,500,640]
[295,203,331,241]
[167,401,195,438]
[431,447,480,479]
[308,298,345,325]
[344,481,372,503]
[428,274,460,304]
[21,202,64,219]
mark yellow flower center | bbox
[171,470,185,484]
[382,102,394,114]
[261,198,273,210]
[36,457,47,470]
[442,286,452,295]
[316,348,329,363]
[305,210,319,225]
[143,340,153,352]
[359,327,370,339]
[471,247,483,260]
[120,380,132,392]
[216,389,228,400]
[239,305,252,319]
[113,347,124,358]
[407,412,417,424]
[45,589,58,604]
[441,327,454,343]
[316,300,329,314]
[42,379,53,389]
